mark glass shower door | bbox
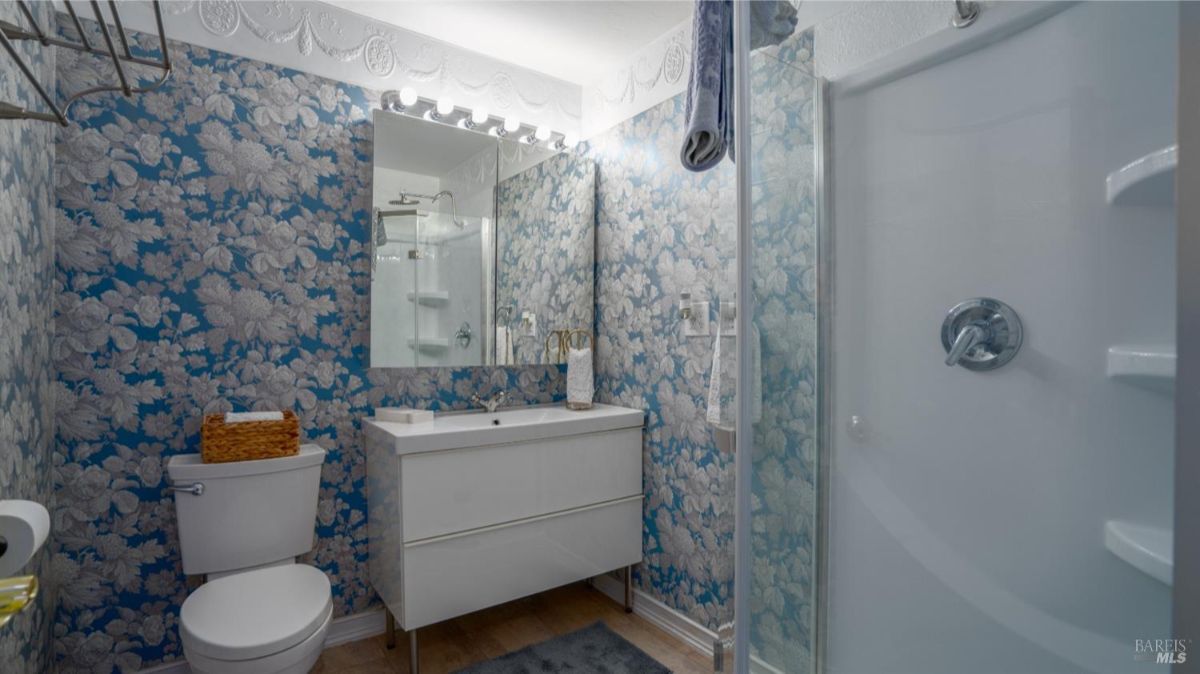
[733,3,822,672]
[370,211,423,367]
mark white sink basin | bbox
[365,403,644,454]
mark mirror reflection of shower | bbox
[390,189,465,228]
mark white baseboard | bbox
[324,607,387,647]
[136,608,389,674]
[590,573,784,674]
[591,572,718,658]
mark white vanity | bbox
[365,403,644,662]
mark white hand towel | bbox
[706,322,762,425]
[496,326,515,365]
[567,347,594,407]
[706,319,724,425]
[225,411,283,423]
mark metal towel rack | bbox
[0,0,171,126]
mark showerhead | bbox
[388,189,465,228]
[389,193,420,206]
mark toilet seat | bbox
[181,564,332,662]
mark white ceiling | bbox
[322,1,693,85]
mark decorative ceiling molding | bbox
[581,17,692,139]
[110,0,583,135]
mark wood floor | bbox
[313,582,713,674]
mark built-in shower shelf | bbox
[1105,145,1176,205]
[407,338,450,354]
[407,291,450,307]
[1106,346,1176,383]
[1105,520,1172,586]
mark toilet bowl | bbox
[167,445,331,673]
[176,561,333,671]
[180,563,332,674]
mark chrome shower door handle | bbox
[944,324,986,366]
[941,298,1023,371]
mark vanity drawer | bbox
[401,495,642,628]
[400,427,642,542]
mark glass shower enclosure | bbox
[733,3,1178,673]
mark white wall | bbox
[826,3,1176,672]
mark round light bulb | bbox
[471,107,489,125]
[436,98,455,116]
[398,87,418,106]
[535,125,551,141]
[503,117,520,133]
[561,134,578,148]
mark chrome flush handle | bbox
[166,482,204,496]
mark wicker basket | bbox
[201,410,300,463]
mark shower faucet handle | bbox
[944,324,986,367]
[941,298,1023,371]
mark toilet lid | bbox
[181,564,332,661]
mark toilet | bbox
[167,445,331,674]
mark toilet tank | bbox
[167,445,326,575]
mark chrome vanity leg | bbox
[409,628,420,674]
[385,608,396,650]
[624,565,634,613]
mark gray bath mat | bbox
[453,621,672,674]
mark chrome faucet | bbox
[470,391,509,413]
[940,298,1023,371]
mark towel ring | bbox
[544,329,570,364]
[567,329,593,351]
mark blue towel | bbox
[680,1,798,173]
[752,1,799,52]
[681,0,732,172]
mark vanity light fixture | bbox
[383,87,418,112]
[459,105,489,130]
[535,125,552,141]
[552,133,578,152]
[427,97,454,121]
[494,115,518,136]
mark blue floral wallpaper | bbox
[589,95,737,632]
[496,152,596,364]
[587,29,817,671]
[27,9,818,674]
[0,2,56,671]
[50,25,563,672]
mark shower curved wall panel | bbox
[824,3,1176,673]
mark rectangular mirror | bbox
[370,110,595,368]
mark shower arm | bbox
[394,190,465,228]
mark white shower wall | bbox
[826,3,1175,673]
